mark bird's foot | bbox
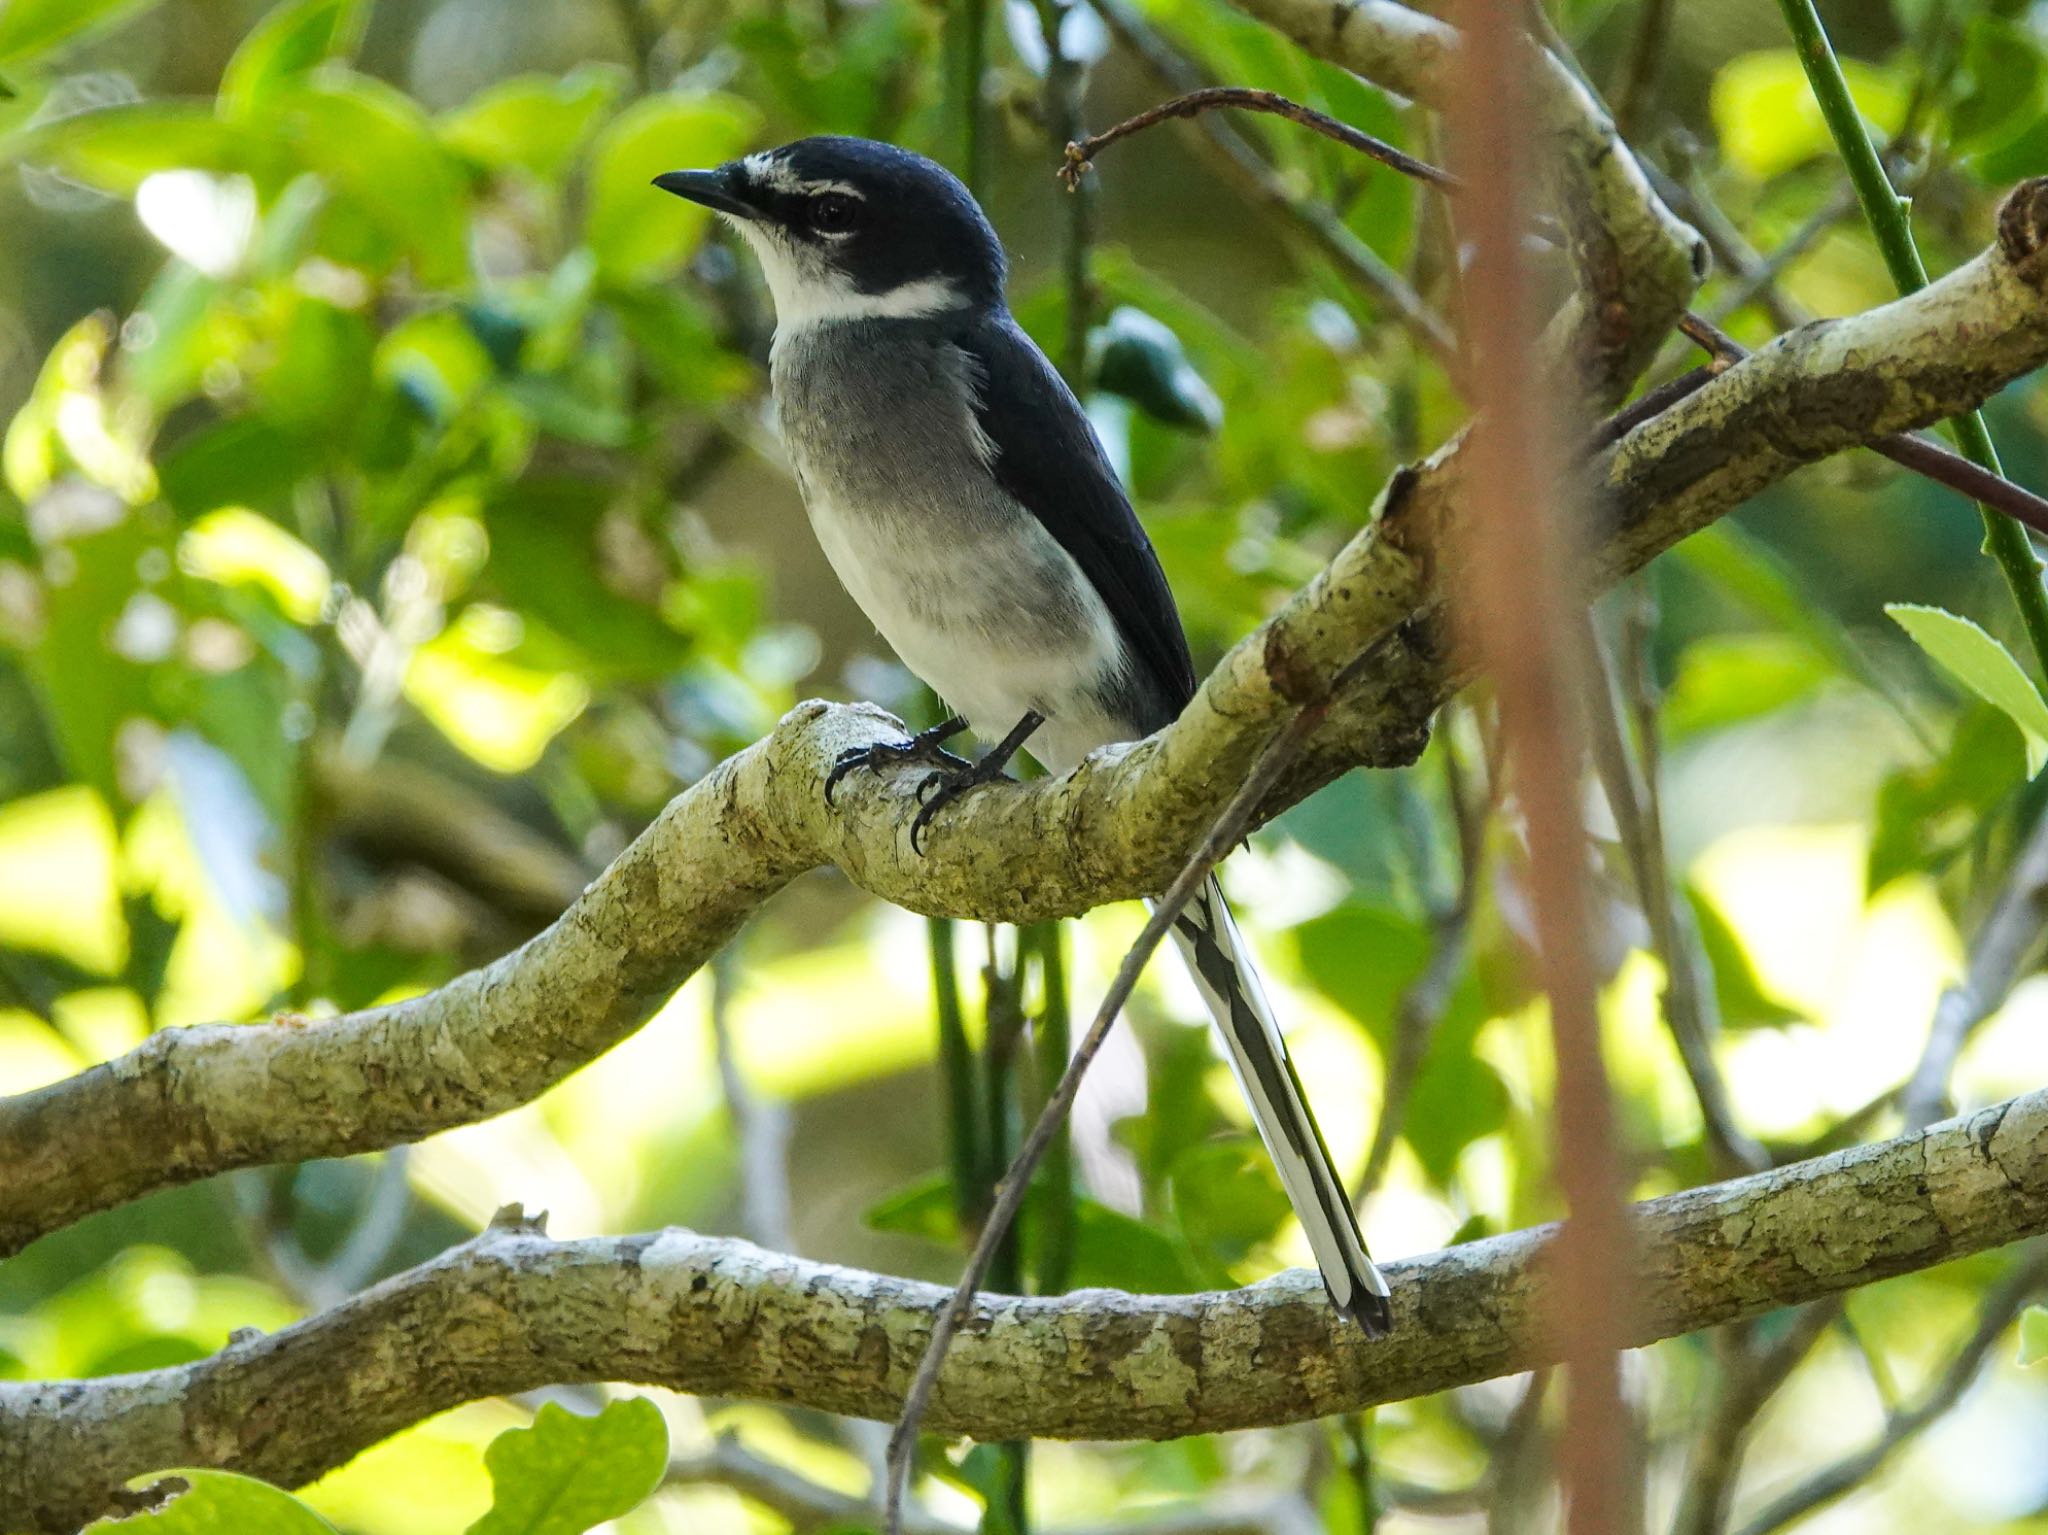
[907,753,1017,855]
[823,718,970,808]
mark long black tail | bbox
[1162,876,1392,1334]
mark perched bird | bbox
[656,136,1392,1333]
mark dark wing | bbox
[953,314,1197,719]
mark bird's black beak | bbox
[652,167,757,219]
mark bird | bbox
[655,136,1392,1334]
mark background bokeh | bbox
[4,0,2048,1530]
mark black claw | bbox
[822,719,971,808]
[905,757,1013,855]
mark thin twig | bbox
[1900,807,2048,1127]
[1580,618,1769,1177]
[882,694,1336,1533]
[1076,2,1459,368]
[1732,1242,2048,1535]
[1706,184,1858,326]
[1059,86,1458,194]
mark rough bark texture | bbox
[5,181,2048,1264]
[7,1091,2046,1533]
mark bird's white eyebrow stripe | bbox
[739,153,865,201]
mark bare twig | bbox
[12,1088,2048,1533]
[1084,0,1458,367]
[1732,1242,2048,1535]
[1059,87,1457,194]
[1581,619,1769,1177]
[1901,809,2048,1128]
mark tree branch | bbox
[6,180,2048,1266]
[8,1088,2048,1532]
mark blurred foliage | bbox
[3,0,2048,1531]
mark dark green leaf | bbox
[1087,307,1223,435]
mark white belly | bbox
[805,491,1132,773]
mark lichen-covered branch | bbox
[1221,0,1708,395]
[8,1090,2048,1534]
[4,180,2048,1267]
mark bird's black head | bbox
[654,136,1007,328]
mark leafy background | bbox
[4,0,2048,1530]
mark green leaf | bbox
[84,1470,339,1532]
[218,0,369,118]
[467,1398,668,1535]
[0,0,166,67]
[273,73,471,286]
[16,103,250,194]
[1950,16,2045,151]
[1662,633,1830,739]
[1867,704,2024,893]
[1087,307,1223,435]
[1886,603,2048,775]
[2019,1305,2048,1367]
[864,1177,1196,1292]
[584,90,758,283]
[440,65,627,181]
[1711,50,1908,178]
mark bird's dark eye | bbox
[810,193,860,233]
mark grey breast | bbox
[771,318,1099,647]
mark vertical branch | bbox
[1776,0,2048,686]
[1027,923,1076,1295]
[1037,0,1097,375]
[1579,617,1767,1178]
[979,929,1030,1535]
[930,917,986,1232]
[1445,6,1633,1531]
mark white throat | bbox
[732,221,964,337]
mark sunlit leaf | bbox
[0,0,166,67]
[584,90,758,283]
[2020,1305,2048,1367]
[440,65,627,181]
[84,1470,338,1532]
[466,1398,667,1535]
[273,72,471,286]
[218,0,368,118]
[1663,633,1831,738]
[1712,50,1908,178]
[16,104,251,196]
[1886,603,2048,776]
